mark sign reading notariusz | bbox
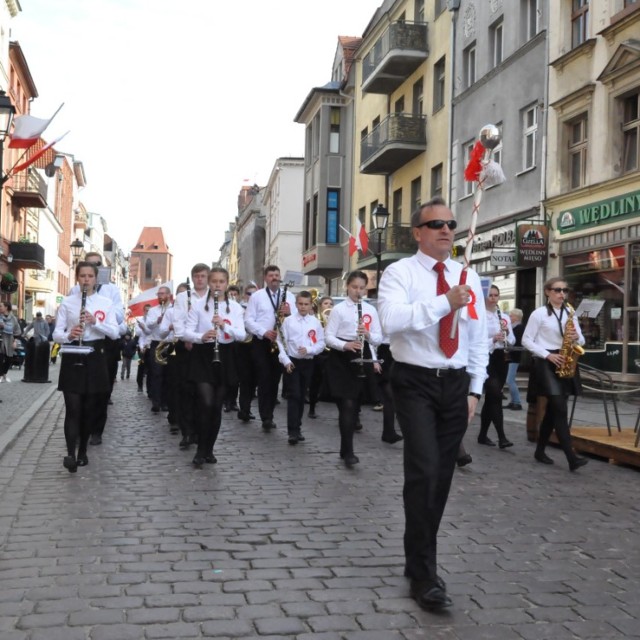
[516,223,548,267]
[557,190,640,235]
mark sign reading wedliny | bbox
[558,190,640,235]
[516,223,548,267]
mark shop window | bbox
[563,245,625,349]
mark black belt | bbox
[398,362,466,378]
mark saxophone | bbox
[556,303,585,379]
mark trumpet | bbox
[154,338,176,365]
[212,290,221,363]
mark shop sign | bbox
[557,189,640,235]
[56,295,64,303]
[516,223,548,267]
[471,226,515,254]
[302,251,317,268]
[490,251,516,267]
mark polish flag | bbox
[8,104,63,149]
[127,281,173,318]
[357,221,369,255]
[10,132,69,174]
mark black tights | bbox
[195,382,225,457]
[479,373,507,442]
[337,397,358,457]
[63,392,100,458]
[537,394,577,464]
[380,380,398,438]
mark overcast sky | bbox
[12,0,380,287]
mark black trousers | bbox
[148,342,168,408]
[391,362,469,585]
[251,337,282,422]
[479,349,508,442]
[284,358,315,435]
[236,341,256,414]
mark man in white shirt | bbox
[378,197,488,612]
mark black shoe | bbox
[192,456,205,466]
[344,454,360,467]
[89,434,102,446]
[457,453,473,467]
[76,453,89,467]
[137,387,143,392]
[248,412,256,420]
[569,457,588,472]
[169,425,180,434]
[308,410,317,419]
[108,399,114,405]
[204,454,217,464]
[354,422,363,432]
[161,406,169,412]
[534,451,554,465]
[151,406,160,413]
[504,403,522,410]
[237,411,250,423]
[288,436,299,445]
[382,433,403,444]
[499,439,514,449]
[179,437,190,449]
[262,420,275,431]
[230,403,239,411]
[477,437,496,446]
[223,404,232,413]
[63,456,78,473]
[410,580,452,611]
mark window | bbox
[522,104,538,170]
[463,43,476,88]
[571,0,589,49]
[433,57,446,112]
[413,78,424,115]
[522,0,539,40]
[312,194,318,246]
[358,206,366,225]
[304,200,311,251]
[622,92,639,173]
[431,164,443,198]
[492,124,503,168]
[435,0,447,15]
[411,177,422,211]
[392,188,402,225]
[329,107,340,154]
[326,189,340,244]
[463,141,476,196]
[145,258,152,280]
[568,114,588,189]
[415,0,424,22]
[625,0,638,6]
[312,113,320,160]
[491,20,504,67]
[394,96,405,113]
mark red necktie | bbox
[434,262,458,358]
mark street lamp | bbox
[0,90,16,238]
[372,204,389,296]
[70,238,84,266]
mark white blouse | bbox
[53,291,119,343]
[325,298,382,351]
[184,293,246,344]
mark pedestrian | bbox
[277,290,325,444]
[119,332,137,380]
[23,311,51,382]
[325,270,382,467]
[0,301,22,383]
[477,284,515,449]
[53,261,119,472]
[378,197,488,611]
[505,308,524,410]
[521,276,588,471]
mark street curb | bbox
[0,384,58,459]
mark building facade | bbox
[234,184,266,290]
[129,227,172,293]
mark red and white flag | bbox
[10,131,69,175]
[127,281,173,318]
[8,104,63,149]
[340,223,370,257]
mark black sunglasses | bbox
[415,219,458,230]
[550,287,570,293]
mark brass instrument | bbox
[270,281,293,354]
[154,302,175,365]
[556,303,585,379]
[212,290,221,363]
[310,288,319,315]
[320,308,331,328]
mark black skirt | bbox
[526,356,582,403]
[326,346,370,400]
[188,342,237,387]
[57,341,110,394]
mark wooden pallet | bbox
[551,427,640,469]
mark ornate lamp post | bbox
[372,204,389,297]
[70,238,84,267]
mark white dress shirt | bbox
[277,313,326,367]
[141,304,170,341]
[522,304,585,360]
[325,298,382,350]
[53,291,120,343]
[173,288,207,339]
[158,305,178,341]
[486,308,515,353]
[184,294,246,344]
[244,287,296,338]
[70,282,124,324]
[378,252,488,395]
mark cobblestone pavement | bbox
[1,368,639,639]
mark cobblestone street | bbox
[1,369,639,639]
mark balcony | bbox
[302,244,344,276]
[356,223,416,270]
[360,113,427,175]
[8,241,45,269]
[362,21,428,95]
[8,168,48,208]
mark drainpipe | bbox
[447,3,459,209]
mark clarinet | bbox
[212,290,221,363]
[186,276,192,311]
[78,285,88,347]
[356,296,366,379]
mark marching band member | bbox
[236,284,258,422]
[477,284,515,449]
[244,265,295,431]
[308,295,333,419]
[325,271,382,467]
[224,285,242,412]
[185,267,246,466]
[136,304,151,394]
[376,335,403,444]
[277,290,325,444]
[53,261,119,473]
[522,277,587,471]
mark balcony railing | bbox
[362,21,429,94]
[8,168,48,208]
[8,241,46,269]
[357,223,416,268]
[360,113,427,174]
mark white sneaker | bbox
[0,375,5,383]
